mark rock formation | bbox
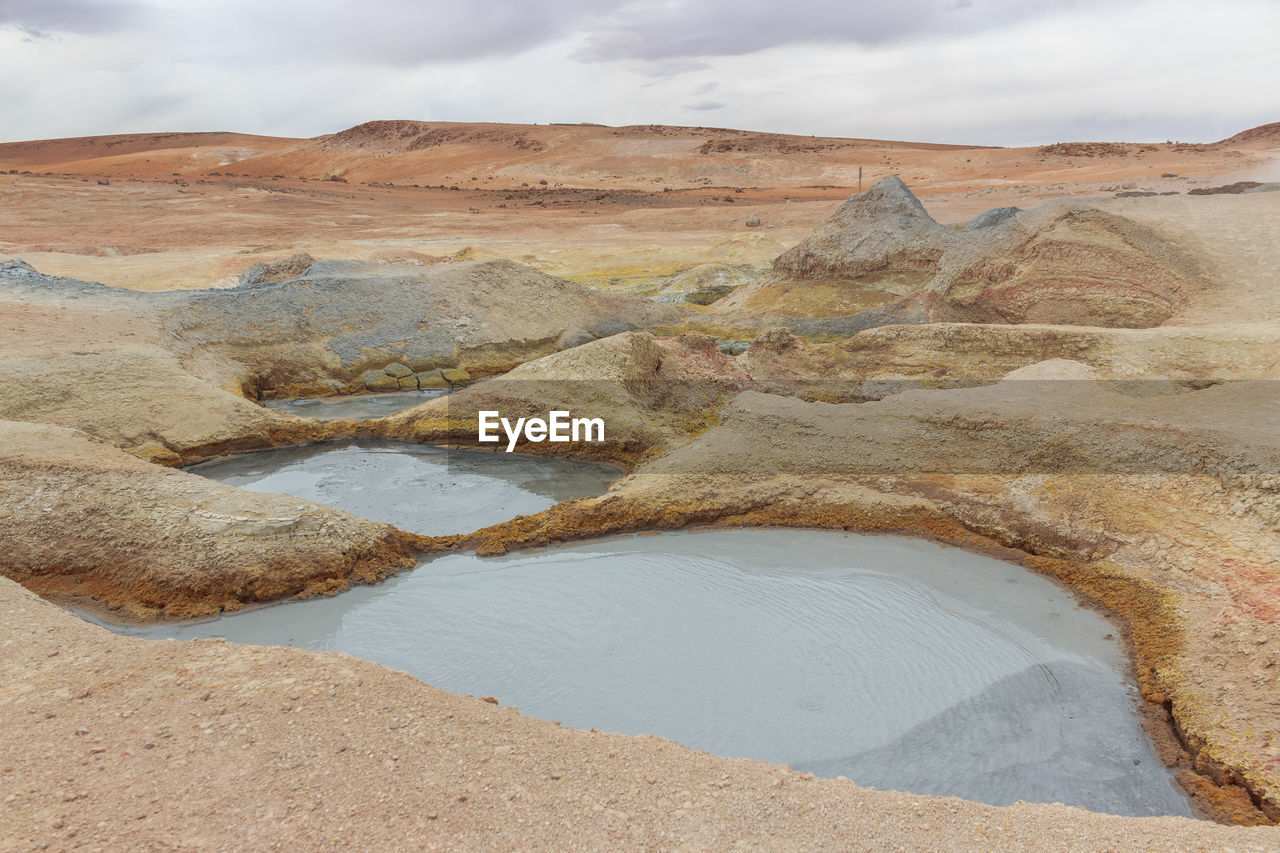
[0,421,425,620]
[719,177,1205,330]
[771,175,964,286]
[237,252,317,287]
[928,203,1203,326]
[648,262,760,305]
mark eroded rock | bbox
[363,371,399,392]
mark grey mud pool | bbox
[89,440,1193,817]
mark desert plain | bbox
[1,119,1280,850]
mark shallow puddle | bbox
[185,439,620,536]
[92,519,1193,816]
[262,388,448,419]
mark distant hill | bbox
[0,120,1273,191]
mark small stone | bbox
[362,371,398,392]
[382,362,413,378]
[415,369,449,390]
[440,367,471,386]
[745,215,761,227]
[479,696,498,705]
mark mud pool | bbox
[262,388,448,419]
[184,439,620,536]
[100,435,1195,817]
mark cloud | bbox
[163,0,630,66]
[570,0,1092,63]
[0,0,141,36]
[628,57,713,78]
[0,0,1275,147]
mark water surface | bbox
[186,439,620,536]
[95,524,1192,817]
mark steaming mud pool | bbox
[90,440,1193,817]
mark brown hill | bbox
[0,131,291,173]
[318,119,547,154]
[4,119,1273,193]
[1215,122,1280,147]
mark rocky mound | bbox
[0,258,685,404]
[735,180,1205,329]
[929,203,1203,326]
[0,421,424,620]
[964,206,1022,230]
[648,262,760,305]
[238,252,316,286]
[378,331,749,464]
[166,259,684,397]
[770,176,964,286]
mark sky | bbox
[0,0,1277,146]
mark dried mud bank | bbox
[0,256,684,457]
[0,421,434,621]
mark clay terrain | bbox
[2,119,1280,850]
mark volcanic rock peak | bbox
[771,175,963,281]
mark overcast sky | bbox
[1,0,1276,145]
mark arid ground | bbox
[2,120,1279,850]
